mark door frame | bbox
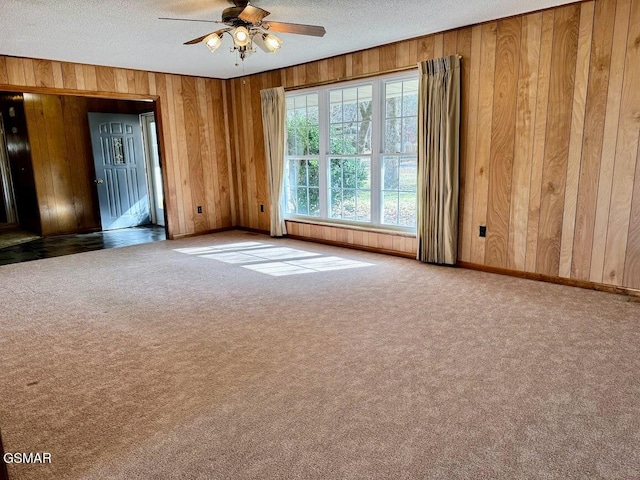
[140,112,166,227]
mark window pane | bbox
[330,102,342,123]
[383,191,399,224]
[286,97,294,110]
[402,80,419,117]
[296,160,307,185]
[286,93,319,156]
[402,117,417,153]
[330,188,343,218]
[342,158,355,188]
[385,82,403,119]
[342,87,358,123]
[357,121,372,154]
[330,159,343,188]
[399,191,417,227]
[287,128,296,154]
[344,134,357,154]
[342,189,356,220]
[399,158,417,191]
[356,190,371,222]
[296,187,309,215]
[330,124,343,155]
[358,158,371,190]
[308,106,319,122]
[308,159,319,187]
[385,119,401,154]
[383,157,399,189]
[309,187,320,216]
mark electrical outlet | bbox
[197,206,202,214]
[479,225,486,237]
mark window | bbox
[284,72,418,231]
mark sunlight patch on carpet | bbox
[174,241,374,276]
[243,256,373,276]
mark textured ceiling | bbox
[1,0,581,79]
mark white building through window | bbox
[284,72,418,231]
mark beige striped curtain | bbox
[416,55,461,265]
[260,87,287,237]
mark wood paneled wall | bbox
[286,221,417,257]
[0,58,233,238]
[23,93,98,235]
[228,0,640,291]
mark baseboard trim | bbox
[170,226,234,240]
[457,261,640,298]
[286,234,416,259]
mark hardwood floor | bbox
[0,225,166,266]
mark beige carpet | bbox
[0,229,40,249]
[0,230,639,479]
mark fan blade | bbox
[238,5,271,23]
[262,21,326,37]
[184,28,227,45]
[159,17,224,24]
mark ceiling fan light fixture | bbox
[203,32,223,52]
[233,26,250,47]
[262,33,282,52]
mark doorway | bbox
[87,109,166,232]
[0,92,168,259]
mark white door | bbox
[88,113,150,230]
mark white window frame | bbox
[284,70,418,233]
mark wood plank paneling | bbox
[559,2,595,278]
[602,0,640,285]
[96,66,116,92]
[623,145,640,288]
[536,4,581,276]
[457,26,473,261]
[485,17,521,268]
[61,62,77,90]
[285,221,417,257]
[526,9,555,273]
[0,57,8,84]
[33,59,54,88]
[459,25,482,263]
[508,13,542,271]
[182,76,207,232]
[470,22,498,265]
[6,57,26,85]
[590,0,632,282]
[572,0,617,280]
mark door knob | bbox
[94,178,104,184]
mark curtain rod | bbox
[284,64,418,92]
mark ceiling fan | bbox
[160,0,326,63]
